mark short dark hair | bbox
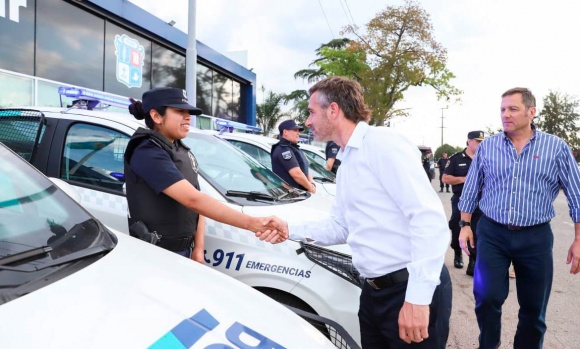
[309,76,371,123]
[502,87,536,109]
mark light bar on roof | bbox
[215,118,262,134]
[58,86,131,109]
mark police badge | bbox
[282,151,292,160]
[188,152,199,173]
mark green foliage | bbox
[435,144,460,159]
[284,90,310,125]
[536,91,580,151]
[256,86,291,135]
[485,125,503,136]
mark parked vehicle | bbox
[0,95,361,346]
[418,145,435,180]
[0,143,339,348]
[219,132,337,196]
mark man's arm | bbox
[288,167,315,193]
[325,157,336,171]
[566,223,580,274]
[442,173,465,185]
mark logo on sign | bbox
[0,0,27,23]
[114,34,145,88]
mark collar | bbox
[502,124,537,143]
[279,138,298,147]
[337,122,368,160]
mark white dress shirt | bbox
[289,122,449,305]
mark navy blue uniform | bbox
[437,157,450,191]
[325,141,341,174]
[271,138,310,190]
[443,149,482,256]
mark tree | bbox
[435,143,460,159]
[536,91,580,151]
[284,89,309,125]
[295,1,462,126]
[341,0,462,125]
[256,86,291,135]
[485,125,503,136]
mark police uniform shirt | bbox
[129,140,186,193]
[443,149,472,194]
[271,139,309,189]
[325,141,341,173]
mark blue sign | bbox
[114,34,145,88]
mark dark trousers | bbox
[474,216,553,349]
[173,246,192,258]
[439,170,449,190]
[359,266,452,349]
[449,194,482,256]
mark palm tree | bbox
[284,90,309,125]
[256,87,291,135]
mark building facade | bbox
[0,0,257,125]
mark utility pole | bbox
[186,0,197,127]
[440,106,448,147]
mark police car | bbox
[217,132,337,196]
[0,87,361,346]
[0,143,339,348]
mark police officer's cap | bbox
[467,130,485,141]
[142,87,203,115]
[278,120,304,134]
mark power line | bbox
[338,0,353,27]
[317,0,335,38]
[342,0,357,27]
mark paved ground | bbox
[431,179,580,348]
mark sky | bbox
[129,0,580,149]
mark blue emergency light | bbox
[58,87,131,110]
[215,118,262,134]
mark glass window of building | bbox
[230,81,241,121]
[213,74,232,120]
[196,64,213,115]
[104,22,152,100]
[0,72,33,107]
[0,0,35,76]
[152,43,185,89]
[36,0,105,91]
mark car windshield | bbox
[0,145,115,301]
[182,132,307,205]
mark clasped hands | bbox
[250,216,289,244]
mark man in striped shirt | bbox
[458,87,580,349]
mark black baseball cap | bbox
[278,119,304,134]
[468,130,485,141]
[142,87,203,115]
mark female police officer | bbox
[124,87,285,259]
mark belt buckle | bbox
[507,224,521,231]
[366,279,380,290]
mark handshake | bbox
[249,216,289,244]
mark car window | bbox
[182,133,303,205]
[0,109,46,162]
[227,140,273,170]
[61,123,129,194]
[0,145,115,303]
[302,149,326,167]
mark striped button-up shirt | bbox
[458,128,580,226]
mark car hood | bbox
[0,232,335,349]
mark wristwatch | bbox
[458,220,471,228]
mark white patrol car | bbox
[218,132,337,196]
[0,90,361,346]
[0,143,339,349]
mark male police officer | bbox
[271,120,316,193]
[442,130,484,275]
[325,140,341,174]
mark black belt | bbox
[156,235,194,251]
[366,268,409,290]
[484,215,547,231]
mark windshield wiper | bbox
[314,176,335,183]
[0,246,53,266]
[0,245,112,272]
[225,190,277,201]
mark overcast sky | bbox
[129,0,580,149]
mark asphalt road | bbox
[432,179,580,348]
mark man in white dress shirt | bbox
[264,76,452,348]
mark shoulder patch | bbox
[444,160,451,169]
[282,150,293,160]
